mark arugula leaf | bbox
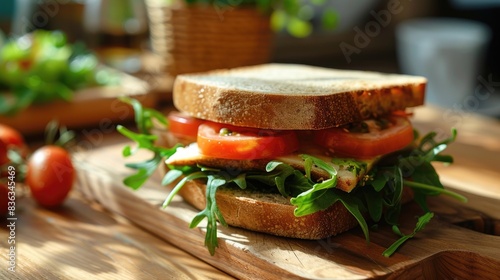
[302,154,337,177]
[290,155,338,216]
[362,187,383,223]
[117,125,158,156]
[162,168,240,256]
[404,180,467,203]
[161,169,184,186]
[382,212,434,257]
[246,161,296,196]
[119,96,167,134]
[189,175,228,256]
[335,191,370,242]
[162,171,208,208]
[123,154,164,190]
[116,100,177,190]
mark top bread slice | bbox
[172,63,427,130]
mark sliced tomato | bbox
[197,123,299,160]
[313,116,414,158]
[167,111,206,140]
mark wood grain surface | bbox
[0,183,232,279]
[72,105,500,279]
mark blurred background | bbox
[0,0,499,117]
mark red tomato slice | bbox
[197,123,299,160]
[167,111,205,140]
[313,116,414,158]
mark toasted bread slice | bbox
[177,179,414,239]
[173,64,426,130]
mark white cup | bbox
[396,18,491,108]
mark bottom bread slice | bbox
[177,179,414,240]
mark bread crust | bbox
[173,64,426,130]
[177,179,414,240]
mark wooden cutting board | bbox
[75,126,500,279]
[0,71,156,135]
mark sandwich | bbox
[118,64,463,256]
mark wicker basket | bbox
[146,0,273,76]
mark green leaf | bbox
[117,100,178,191]
[411,161,443,194]
[371,173,389,192]
[322,8,340,30]
[233,173,247,189]
[162,171,208,208]
[270,10,287,32]
[432,154,454,164]
[392,225,403,237]
[119,97,147,133]
[189,174,228,255]
[282,0,300,14]
[404,180,467,203]
[250,161,297,196]
[302,154,337,177]
[383,212,434,257]
[340,195,370,242]
[384,202,402,226]
[290,175,337,214]
[363,188,383,223]
[123,153,164,190]
[161,169,184,186]
[287,17,312,38]
[291,189,332,216]
[290,155,339,216]
[122,145,133,157]
[117,125,158,154]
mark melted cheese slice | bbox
[166,142,379,192]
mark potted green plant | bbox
[145,0,337,76]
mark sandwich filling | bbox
[164,111,412,192]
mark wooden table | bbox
[0,185,233,279]
[1,105,499,279]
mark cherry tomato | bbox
[0,183,9,216]
[167,111,206,140]
[0,124,28,156]
[0,140,8,166]
[313,116,414,158]
[26,146,75,207]
[197,123,299,160]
